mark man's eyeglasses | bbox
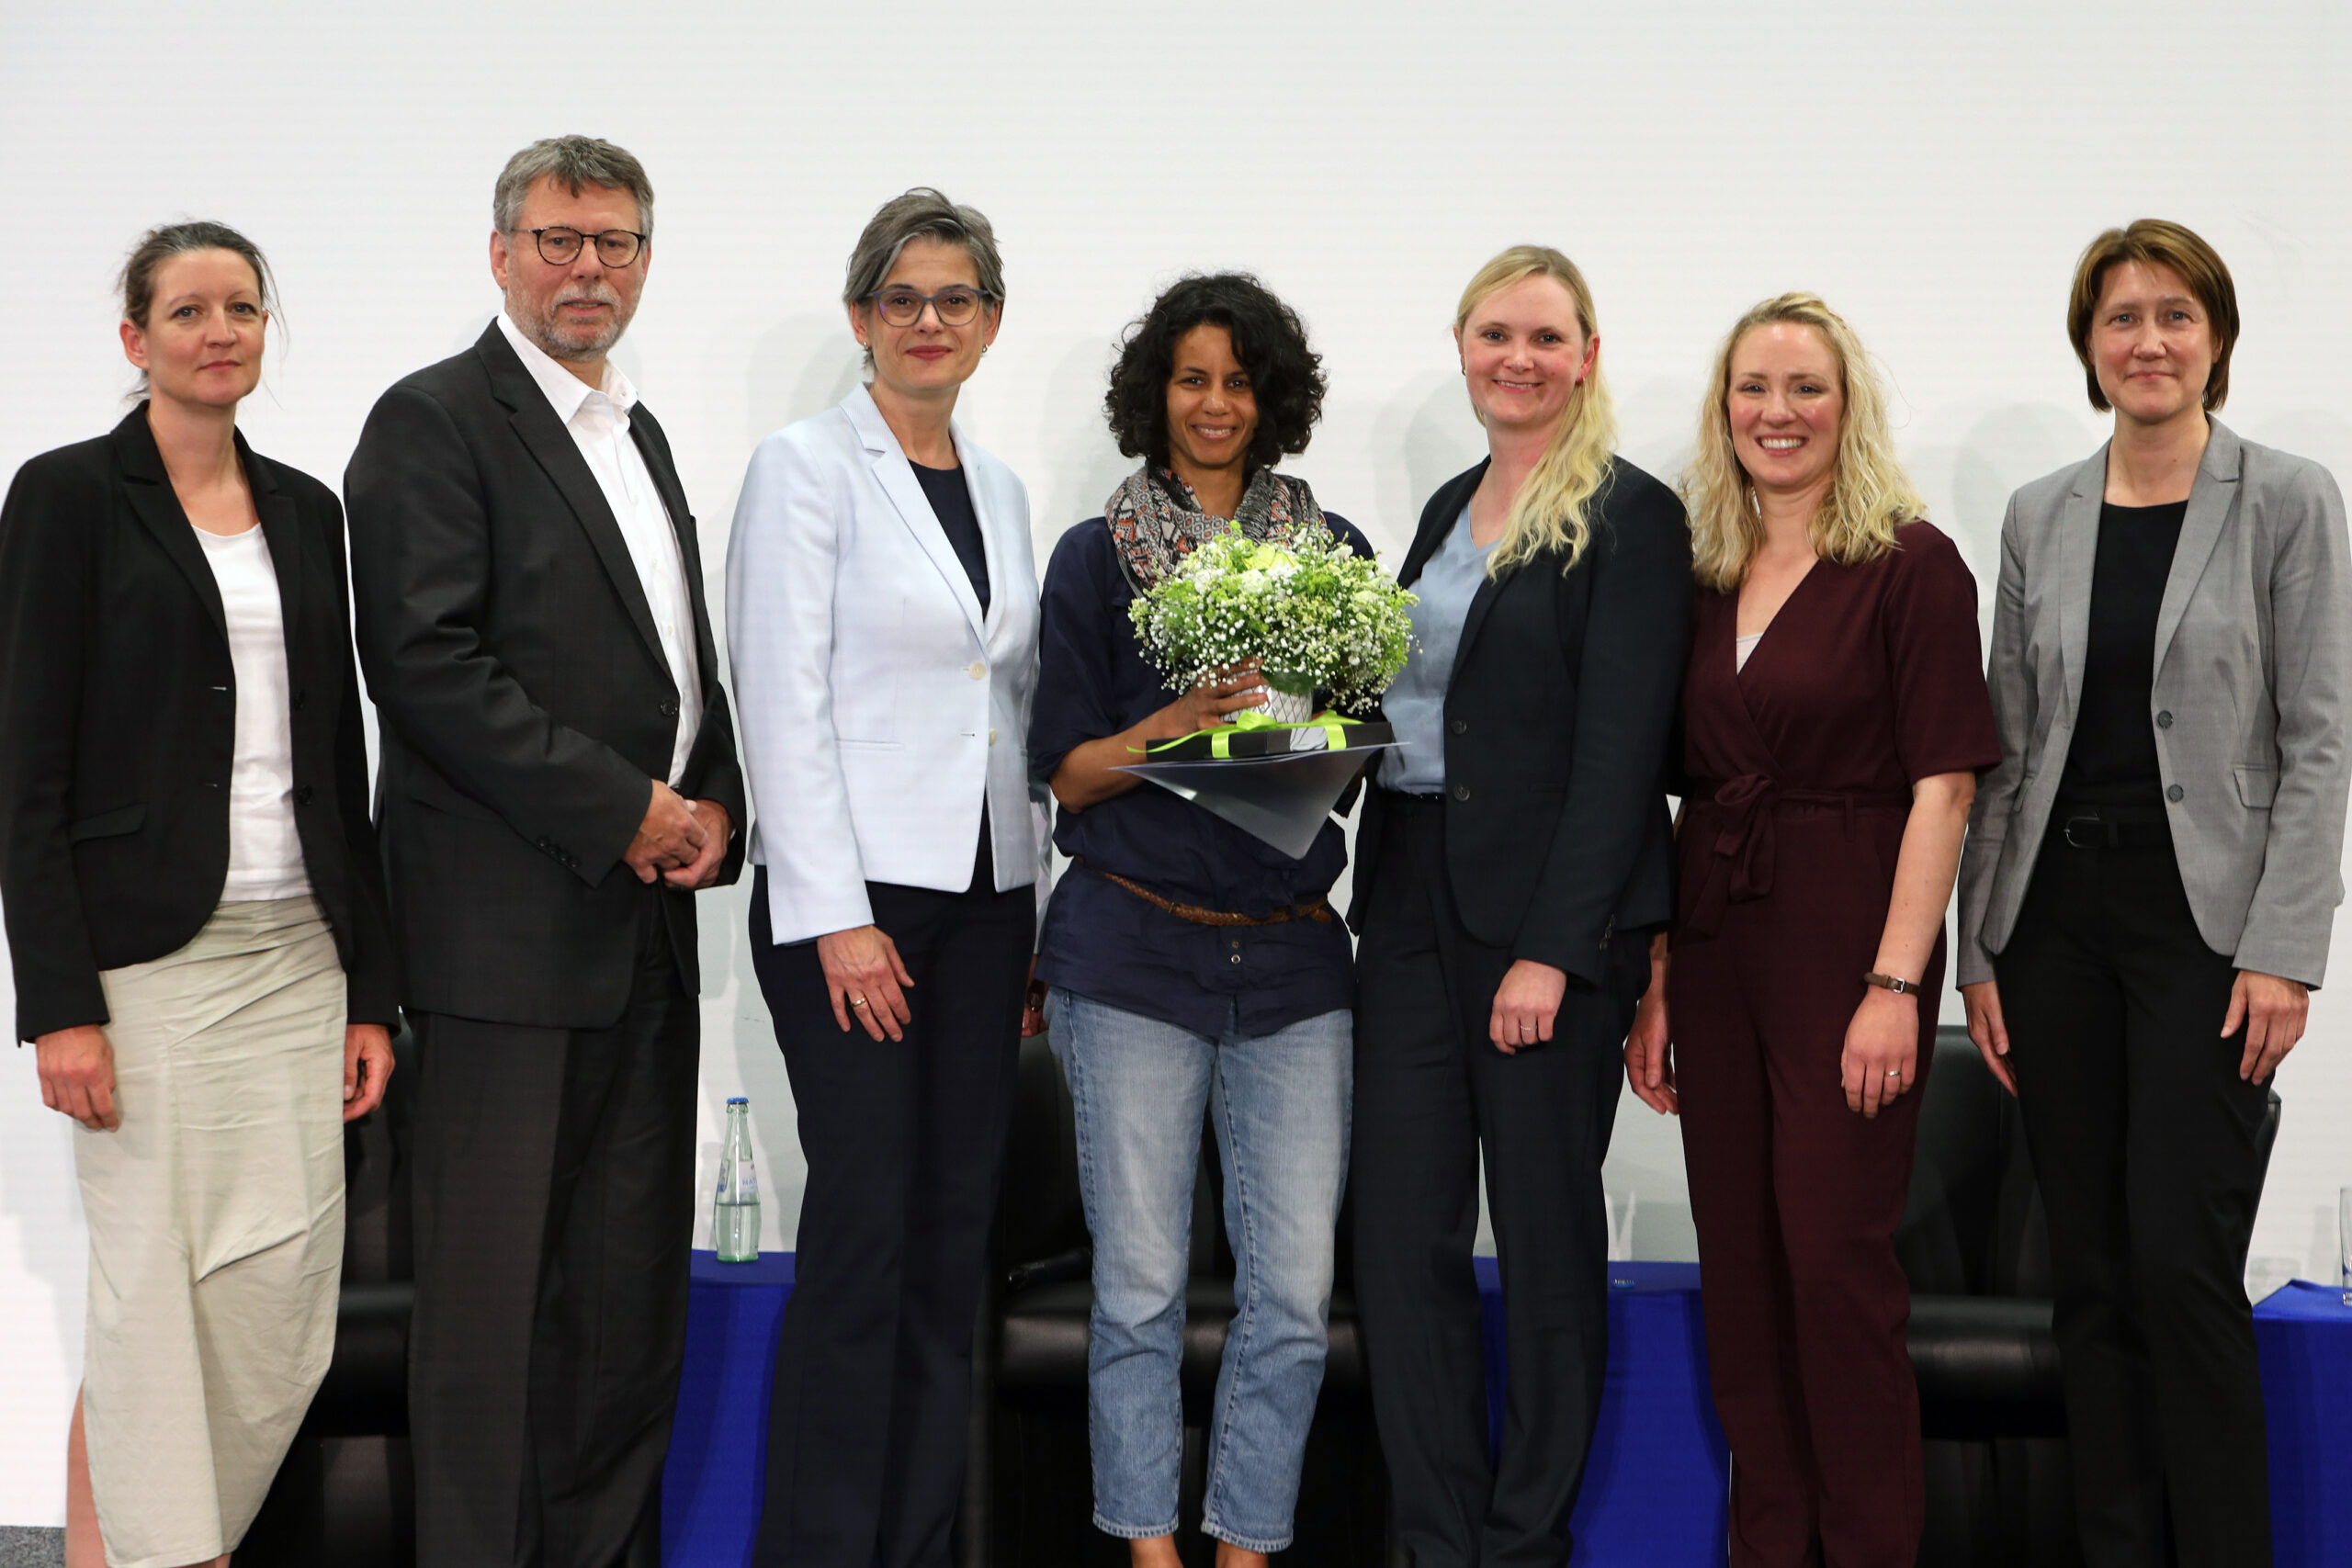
[521,227,648,268]
[864,286,993,328]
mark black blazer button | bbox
[2166,784,2185,802]
[294,784,315,807]
[291,688,308,710]
[660,699,680,717]
[2156,710,2174,728]
[1452,784,1471,802]
[1449,718,1468,735]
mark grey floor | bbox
[0,1528,62,1568]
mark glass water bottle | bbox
[714,1097,761,1263]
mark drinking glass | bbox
[2339,1187,2352,1307]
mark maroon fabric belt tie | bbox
[1682,773,1912,938]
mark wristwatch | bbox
[1861,972,1918,995]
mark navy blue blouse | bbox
[910,460,989,614]
[1029,513,1373,1038]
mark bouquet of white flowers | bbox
[1128,525,1417,718]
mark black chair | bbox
[237,1024,418,1568]
[977,1030,1393,1568]
[1894,1023,2281,1568]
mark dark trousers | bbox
[1351,796,1645,1568]
[748,843,1035,1568]
[1668,811,1936,1568]
[1995,822,2274,1568]
[408,889,698,1568]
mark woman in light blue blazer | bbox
[1957,219,2351,1568]
[725,187,1044,1568]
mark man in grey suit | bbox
[1956,220,2348,1568]
[345,136,743,1567]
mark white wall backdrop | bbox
[5,0,2350,1527]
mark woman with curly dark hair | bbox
[1028,272,1370,1565]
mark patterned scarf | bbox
[1104,465,1328,591]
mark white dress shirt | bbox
[497,310,703,786]
[194,523,312,900]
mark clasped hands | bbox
[623,779,731,889]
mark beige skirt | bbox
[75,897,346,1568]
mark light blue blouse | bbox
[1380,507,1496,794]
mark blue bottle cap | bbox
[727,1096,749,1106]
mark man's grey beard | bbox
[508,278,634,362]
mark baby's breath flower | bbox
[1129,523,1419,713]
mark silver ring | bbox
[1886,1068,1901,1079]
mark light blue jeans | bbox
[1047,989,1352,1553]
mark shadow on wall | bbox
[1938,402,2095,536]
[1030,333,1134,541]
[2243,409,2352,486]
[1369,371,1480,551]
[1365,370,1708,545]
[741,313,865,453]
[1615,375,1697,496]
[446,312,496,363]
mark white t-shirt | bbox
[195,524,311,900]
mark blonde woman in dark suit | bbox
[1350,245,1690,1568]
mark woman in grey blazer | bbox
[1955,220,2350,1568]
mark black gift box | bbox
[1137,718,1396,762]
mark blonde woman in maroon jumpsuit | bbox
[1624,293,1998,1567]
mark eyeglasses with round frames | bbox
[521,227,648,268]
[864,286,994,328]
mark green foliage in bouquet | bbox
[1128,524,1418,714]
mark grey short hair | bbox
[493,135,655,240]
[842,187,1005,309]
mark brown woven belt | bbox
[1084,861,1333,928]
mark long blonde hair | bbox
[1454,246,1621,577]
[1682,292,1924,592]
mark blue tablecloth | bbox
[2256,1280,2352,1567]
[1476,1258,1730,1566]
[665,1251,1726,1566]
[662,1251,793,1566]
[666,1257,2339,1566]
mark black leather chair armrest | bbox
[1005,1245,1091,1294]
[301,1280,414,1438]
[1907,1294,2065,1440]
[999,1280,1094,1390]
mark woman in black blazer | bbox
[1350,245,1690,1567]
[0,222,395,1568]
